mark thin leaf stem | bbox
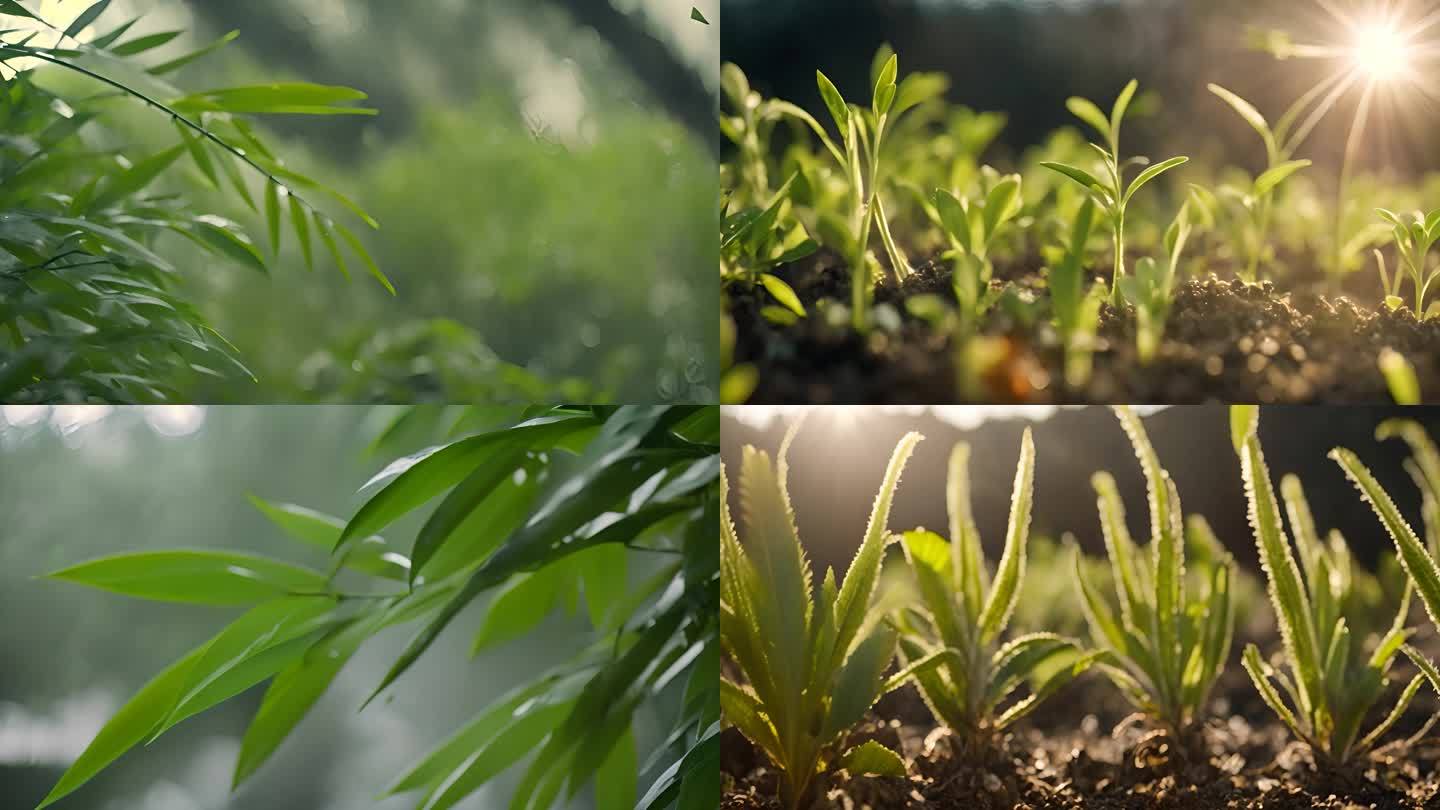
[0,44,330,224]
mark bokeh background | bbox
[722,0,1440,181]
[0,405,685,810]
[27,0,719,402]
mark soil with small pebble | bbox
[728,251,1440,404]
[720,671,1440,809]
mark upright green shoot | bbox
[1376,208,1440,320]
[1232,406,1419,767]
[774,55,913,330]
[930,171,1023,331]
[721,420,939,809]
[896,430,1096,757]
[1042,81,1189,305]
[1206,84,1315,281]
[1119,200,1194,364]
[1073,406,1235,740]
[1048,198,1105,388]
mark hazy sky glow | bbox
[724,405,1171,430]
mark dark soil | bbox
[720,672,1440,809]
[728,252,1440,404]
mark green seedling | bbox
[1232,406,1420,767]
[929,170,1024,330]
[720,421,943,809]
[774,54,913,331]
[1074,406,1235,741]
[1047,197,1105,388]
[1042,80,1189,306]
[1339,421,1440,704]
[1379,349,1423,405]
[1206,84,1316,281]
[1376,208,1440,320]
[720,63,778,208]
[896,430,1097,757]
[721,176,818,323]
[1119,200,1194,364]
[1375,249,1405,312]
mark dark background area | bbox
[721,406,1440,578]
[721,0,1439,179]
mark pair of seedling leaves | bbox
[40,405,719,810]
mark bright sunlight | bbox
[1352,20,1413,81]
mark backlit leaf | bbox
[46,549,326,605]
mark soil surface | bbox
[728,252,1440,404]
[720,670,1440,809]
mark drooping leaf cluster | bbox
[41,404,719,810]
[0,0,385,402]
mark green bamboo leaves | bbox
[46,550,328,604]
[720,420,928,809]
[1074,407,1235,736]
[896,430,1095,750]
[1042,80,1189,305]
[1235,406,1420,765]
[0,0,387,401]
[39,405,720,810]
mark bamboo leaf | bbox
[46,549,326,605]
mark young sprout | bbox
[720,421,943,809]
[1119,200,1194,364]
[1042,80,1189,306]
[720,62,776,208]
[895,430,1096,757]
[1376,208,1440,320]
[930,170,1024,331]
[1330,420,1440,720]
[1047,198,1105,388]
[1375,249,1405,312]
[1232,406,1420,767]
[1379,349,1423,405]
[1206,84,1315,281]
[1074,407,1235,742]
[721,175,818,324]
[774,54,914,330]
